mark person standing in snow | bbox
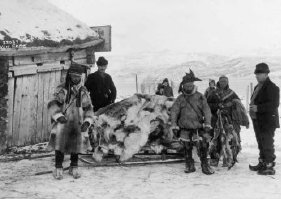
[47,63,94,180]
[207,75,248,167]
[204,79,216,99]
[170,70,214,175]
[162,78,174,97]
[85,56,117,112]
[249,63,279,175]
[155,83,165,95]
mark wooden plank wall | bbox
[7,48,92,146]
[10,70,63,145]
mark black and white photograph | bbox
[0,0,280,198]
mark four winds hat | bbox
[182,69,202,84]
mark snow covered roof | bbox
[0,0,101,49]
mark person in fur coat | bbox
[47,63,94,180]
[170,70,214,175]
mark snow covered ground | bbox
[0,127,280,199]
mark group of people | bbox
[171,63,279,176]
[47,56,279,179]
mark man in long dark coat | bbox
[85,57,117,112]
[249,63,280,175]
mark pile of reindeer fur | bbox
[89,94,180,162]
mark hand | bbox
[203,124,212,132]
[57,116,67,123]
[81,121,90,132]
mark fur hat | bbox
[182,69,202,84]
[68,62,85,75]
[162,78,169,83]
[255,63,270,74]
[96,56,108,66]
[209,79,215,84]
[219,75,228,81]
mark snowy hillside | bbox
[0,0,99,47]
[103,52,281,98]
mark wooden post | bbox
[0,57,9,154]
[246,85,249,111]
[250,82,253,95]
[136,74,138,93]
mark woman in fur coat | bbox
[47,63,94,180]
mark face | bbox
[183,82,194,92]
[219,78,228,89]
[98,65,107,73]
[209,82,215,87]
[163,82,168,87]
[255,73,268,83]
[69,73,82,85]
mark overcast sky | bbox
[49,0,281,56]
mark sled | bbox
[79,152,184,167]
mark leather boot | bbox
[53,168,63,180]
[257,162,276,175]
[184,158,196,173]
[249,159,266,172]
[201,160,215,175]
[69,166,81,179]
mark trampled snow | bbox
[0,125,280,199]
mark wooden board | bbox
[10,65,37,76]
[13,49,87,66]
[18,75,32,145]
[37,62,64,73]
[0,39,104,56]
[12,76,23,146]
[36,73,45,142]
[7,76,15,146]
[28,74,38,144]
[42,73,51,141]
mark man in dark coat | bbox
[249,63,280,175]
[85,57,117,112]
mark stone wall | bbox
[0,57,8,154]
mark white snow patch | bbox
[0,0,98,43]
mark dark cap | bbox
[68,62,85,75]
[96,56,108,66]
[255,63,270,74]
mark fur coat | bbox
[47,83,94,154]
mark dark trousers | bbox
[252,120,276,163]
[182,129,208,162]
[55,150,79,168]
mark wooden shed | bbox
[0,0,111,153]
